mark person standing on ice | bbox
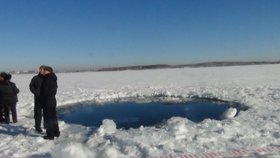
[0,72,18,124]
[40,66,60,140]
[0,72,7,123]
[29,65,46,133]
[4,73,20,123]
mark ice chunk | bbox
[167,117,188,139]
[98,119,117,135]
[220,107,237,119]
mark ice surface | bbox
[1,64,280,157]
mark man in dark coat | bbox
[0,72,17,124]
[41,66,60,140]
[29,65,46,132]
[0,72,7,122]
[0,72,8,122]
[4,73,20,123]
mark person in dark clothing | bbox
[0,72,18,124]
[40,66,60,140]
[4,73,20,123]
[29,65,46,133]
[0,72,7,122]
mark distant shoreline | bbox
[95,60,280,72]
[10,60,280,74]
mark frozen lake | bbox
[2,64,279,158]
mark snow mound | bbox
[98,119,117,135]
[167,117,188,139]
[100,146,124,158]
[220,107,237,119]
[51,142,94,158]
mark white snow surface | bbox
[1,64,280,158]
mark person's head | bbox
[38,65,47,75]
[45,66,53,73]
[0,72,7,81]
[43,66,53,75]
[4,74,12,81]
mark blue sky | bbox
[0,0,279,71]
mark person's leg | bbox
[34,99,42,131]
[46,105,56,137]
[43,107,47,129]
[53,108,60,137]
[4,104,10,124]
[0,105,5,122]
[43,104,55,140]
[10,103,17,123]
[43,97,60,139]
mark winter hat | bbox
[44,66,53,73]
[39,65,47,69]
[4,74,12,81]
[0,72,7,78]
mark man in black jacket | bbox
[0,72,7,122]
[41,66,60,140]
[0,72,18,124]
[4,73,19,123]
[29,65,46,132]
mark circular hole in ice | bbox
[58,98,248,129]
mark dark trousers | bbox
[10,103,17,123]
[0,103,17,123]
[2,104,11,124]
[0,105,4,122]
[42,98,60,137]
[34,98,44,130]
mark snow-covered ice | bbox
[1,64,280,157]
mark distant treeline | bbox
[11,60,280,74]
[96,60,280,72]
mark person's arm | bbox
[29,76,40,96]
[48,78,57,96]
[10,82,19,94]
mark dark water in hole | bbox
[58,101,245,129]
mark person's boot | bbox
[13,118,18,123]
[54,131,60,137]
[35,128,43,133]
[43,135,54,140]
[0,117,5,123]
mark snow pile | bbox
[51,142,94,158]
[167,117,189,139]
[99,146,124,158]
